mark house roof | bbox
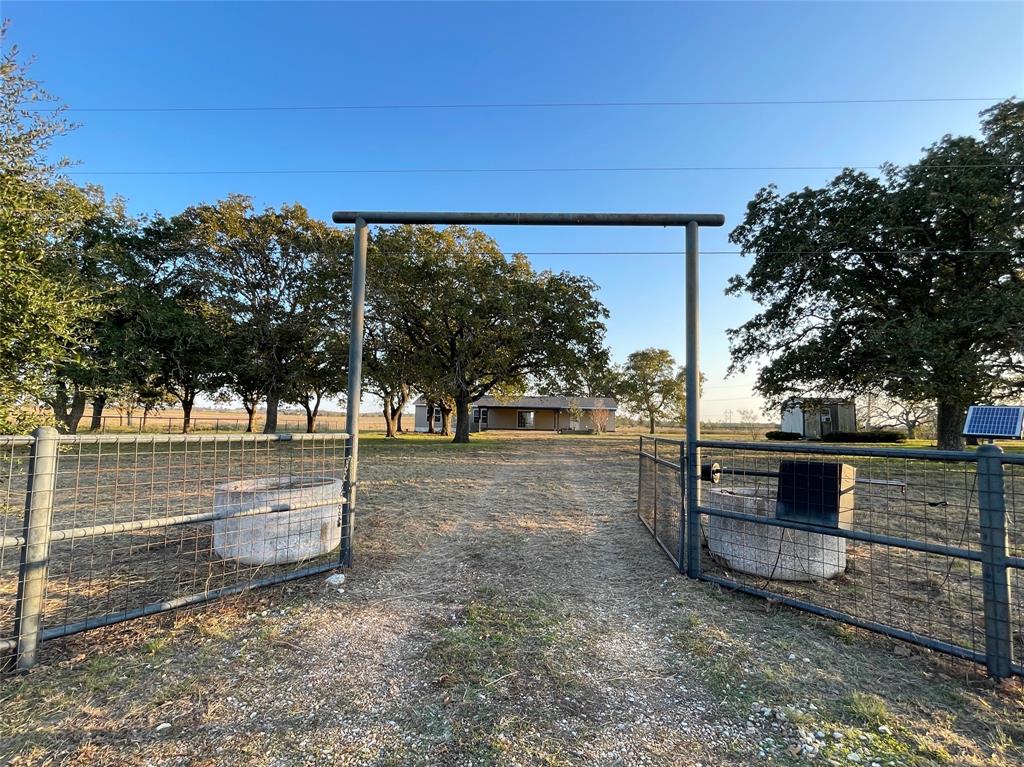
[782,397,855,409]
[413,395,617,411]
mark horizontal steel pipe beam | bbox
[0,437,35,448]
[0,534,26,549]
[639,451,682,470]
[697,504,981,561]
[39,561,340,641]
[697,439,979,463]
[643,436,684,446]
[698,574,986,666]
[46,494,347,543]
[331,211,726,227]
[710,465,907,489]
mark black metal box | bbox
[775,460,856,529]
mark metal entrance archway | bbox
[330,210,726,567]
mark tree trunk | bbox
[181,395,195,434]
[382,397,397,438]
[648,414,656,434]
[396,383,410,432]
[302,393,321,433]
[89,394,107,431]
[906,423,917,440]
[52,382,87,434]
[440,403,453,436]
[141,404,152,430]
[243,403,255,433]
[936,400,967,450]
[453,396,471,443]
[426,401,436,434]
[263,392,279,434]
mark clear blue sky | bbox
[6,1,1022,419]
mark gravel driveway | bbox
[2,434,1020,766]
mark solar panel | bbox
[962,405,1024,439]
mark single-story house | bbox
[413,395,617,433]
[780,398,856,439]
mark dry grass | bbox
[0,432,1021,766]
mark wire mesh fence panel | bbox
[0,438,33,657]
[637,437,683,568]
[693,444,990,663]
[637,439,657,533]
[1003,457,1024,671]
[0,432,350,670]
[654,444,683,566]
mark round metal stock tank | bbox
[705,487,846,581]
[213,476,343,565]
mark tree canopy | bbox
[368,225,610,442]
[0,26,97,431]
[728,98,1024,449]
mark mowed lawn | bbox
[1,432,1021,766]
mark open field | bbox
[1,432,1022,766]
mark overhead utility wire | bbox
[28,96,1008,113]
[63,163,1024,176]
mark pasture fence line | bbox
[1,428,351,672]
[637,435,1022,679]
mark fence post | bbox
[677,441,686,573]
[684,220,702,578]
[342,216,368,568]
[12,427,60,672]
[977,443,1012,679]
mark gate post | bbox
[342,217,368,568]
[684,221,702,578]
[977,443,1012,679]
[12,427,60,672]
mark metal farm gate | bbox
[637,435,1023,679]
[1,430,351,671]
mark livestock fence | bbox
[1,428,351,672]
[638,435,1023,678]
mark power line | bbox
[28,96,1010,113]
[505,249,1022,256]
[62,163,1023,176]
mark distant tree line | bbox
[1,32,626,442]
[0,34,715,443]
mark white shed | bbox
[780,398,856,439]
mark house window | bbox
[430,408,442,426]
[480,408,488,425]
[517,410,535,429]
[472,407,480,423]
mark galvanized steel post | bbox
[977,443,1012,678]
[12,427,60,671]
[342,218,368,568]
[677,440,686,573]
[684,221,702,578]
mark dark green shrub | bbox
[823,430,906,443]
[765,430,802,441]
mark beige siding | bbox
[482,407,557,430]
[476,405,616,432]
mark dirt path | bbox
[2,435,1020,766]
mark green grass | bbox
[427,587,566,692]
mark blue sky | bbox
[5,1,1022,419]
